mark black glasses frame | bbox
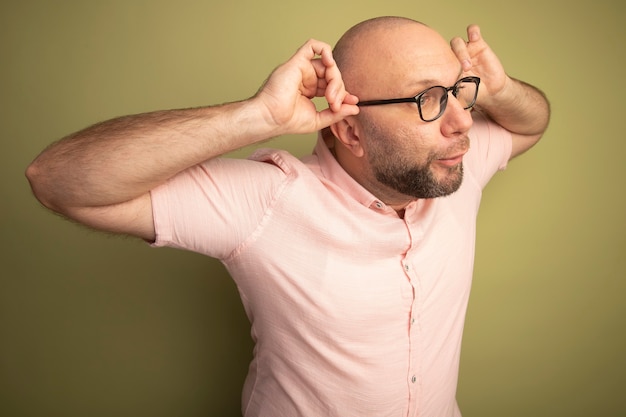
[357,76,481,122]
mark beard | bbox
[372,153,464,199]
[363,122,468,199]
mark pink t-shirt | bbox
[151,112,512,417]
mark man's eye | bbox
[419,91,438,108]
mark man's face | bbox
[349,24,474,200]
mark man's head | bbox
[329,17,474,206]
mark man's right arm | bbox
[25,39,360,241]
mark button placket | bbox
[403,206,426,416]
[402,254,420,412]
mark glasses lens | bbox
[418,86,447,121]
[454,79,478,109]
[415,77,479,122]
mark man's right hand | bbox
[254,39,360,136]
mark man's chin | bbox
[426,164,464,198]
[374,162,464,199]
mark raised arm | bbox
[451,25,550,159]
[25,39,359,241]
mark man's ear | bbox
[330,117,365,158]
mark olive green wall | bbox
[2,0,624,416]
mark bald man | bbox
[27,16,549,417]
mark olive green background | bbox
[1,0,624,416]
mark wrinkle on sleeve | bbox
[150,156,290,260]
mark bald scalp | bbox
[333,17,429,92]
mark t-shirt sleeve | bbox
[150,156,290,260]
[464,111,513,189]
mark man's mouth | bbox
[436,154,464,167]
[436,147,468,166]
[435,139,470,166]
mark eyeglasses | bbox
[357,76,480,122]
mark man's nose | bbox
[440,94,474,136]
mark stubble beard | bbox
[372,152,464,199]
[367,133,468,199]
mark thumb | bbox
[315,103,360,130]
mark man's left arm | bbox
[451,25,551,159]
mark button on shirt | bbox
[151,112,512,417]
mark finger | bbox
[342,93,359,106]
[316,103,360,128]
[311,58,328,82]
[312,42,349,112]
[297,40,340,109]
[297,39,358,111]
[450,36,472,72]
[311,59,343,110]
[320,57,345,111]
[466,24,481,43]
[313,76,359,106]
[296,38,331,57]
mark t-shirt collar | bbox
[311,131,385,210]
